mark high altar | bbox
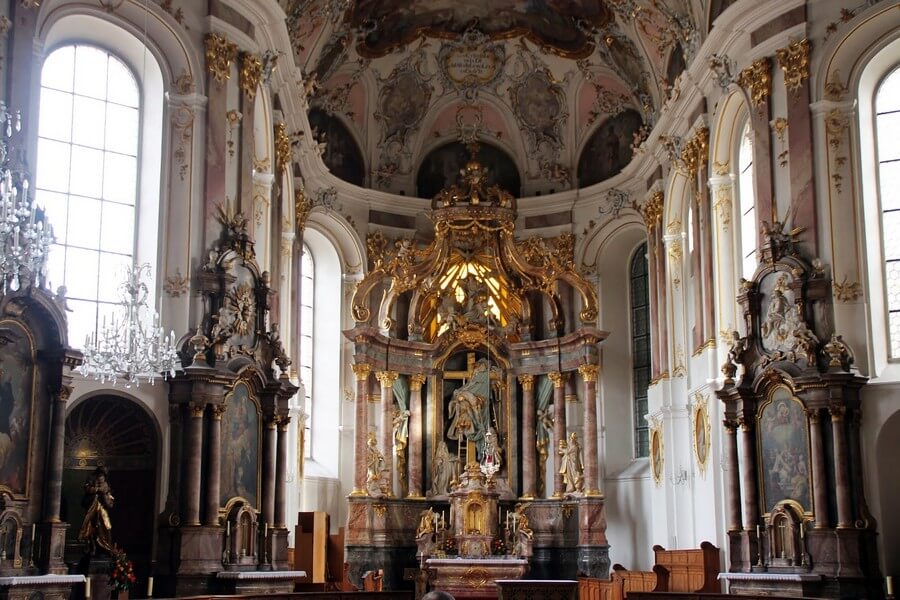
[344,157,609,591]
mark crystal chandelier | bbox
[78,263,179,387]
[0,102,53,292]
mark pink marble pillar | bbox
[351,364,371,496]
[739,418,759,530]
[647,230,660,379]
[578,365,601,497]
[183,402,205,526]
[723,420,742,532]
[377,371,399,497]
[807,408,830,529]
[519,374,536,499]
[549,371,568,498]
[408,374,427,499]
[830,405,853,528]
[205,405,225,526]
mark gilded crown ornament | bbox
[737,58,771,108]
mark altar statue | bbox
[480,427,502,479]
[510,502,534,558]
[447,358,497,455]
[366,432,386,491]
[559,432,584,494]
[416,507,438,539]
[78,466,116,555]
[429,440,454,496]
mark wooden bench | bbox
[579,565,668,600]
[651,542,719,593]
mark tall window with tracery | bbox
[877,68,900,356]
[630,242,650,458]
[36,45,140,348]
[299,244,314,457]
[738,121,758,280]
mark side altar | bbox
[343,156,610,589]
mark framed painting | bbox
[650,423,663,487]
[0,320,36,498]
[220,382,260,508]
[758,386,812,515]
[692,393,711,476]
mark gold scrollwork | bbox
[239,53,263,99]
[640,191,664,231]
[274,122,292,175]
[737,58,771,109]
[776,39,811,96]
[295,187,312,234]
[833,275,862,303]
[204,33,238,84]
[372,503,387,518]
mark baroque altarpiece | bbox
[717,226,880,598]
[344,159,608,589]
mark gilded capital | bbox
[578,364,599,383]
[805,407,820,424]
[211,404,227,420]
[239,53,263,99]
[189,402,206,418]
[295,188,312,234]
[737,57,771,108]
[409,373,427,391]
[278,415,291,432]
[640,191,664,231]
[548,371,568,388]
[829,404,846,421]
[351,363,371,381]
[204,33,238,84]
[776,39,810,95]
[375,370,399,387]
[518,373,535,391]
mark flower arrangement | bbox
[491,537,507,556]
[443,536,458,556]
[109,549,136,591]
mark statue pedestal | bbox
[426,558,528,599]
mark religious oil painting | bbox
[650,424,663,487]
[577,109,644,187]
[759,386,811,514]
[0,320,35,497]
[220,382,260,508]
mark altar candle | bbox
[756,525,761,539]
[147,577,154,598]
[226,520,230,537]
[85,577,91,599]
[800,523,805,539]
[887,576,894,596]
[30,524,35,546]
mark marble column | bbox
[549,371,568,498]
[830,405,853,528]
[690,190,704,350]
[183,402,205,526]
[807,408,830,529]
[654,229,670,372]
[407,374,427,499]
[578,365,601,497]
[647,228,660,378]
[205,405,225,526]
[262,416,277,525]
[698,171,716,346]
[519,374,536,499]
[376,370,399,497]
[351,363,371,496]
[739,418,759,529]
[723,420,742,532]
[275,416,290,527]
[43,386,71,523]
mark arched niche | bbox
[416,141,521,199]
[577,109,643,188]
[308,108,366,187]
[62,394,159,572]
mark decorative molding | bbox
[274,122,291,175]
[775,39,811,96]
[204,33,238,84]
[639,191,664,231]
[833,275,862,303]
[690,391,711,477]
[737,58,771,109]
[295,187,312,234]
[824,69,848,101]
[649,422,664,487]
[163,269,190,297]
[713,184,733,231]
[577,364,599,383]
[239,53,263,99]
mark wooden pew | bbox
[578,564,668,600]
[651,542,719,593]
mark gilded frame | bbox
[0,319,37,500]
[650,422,664,487]
[691,392,711,476]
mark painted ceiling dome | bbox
[280,0,701,199]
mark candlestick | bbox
[226,520,230,536]
[147,577,154,598]
[756,525,760,539]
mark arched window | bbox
[35,27,163,350]
[630,243,650,458]
[37,45,139,347]
[737,121,757,280]
[876,68,900,356]
[299,244,314,457]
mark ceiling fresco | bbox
[280,0,706,197]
